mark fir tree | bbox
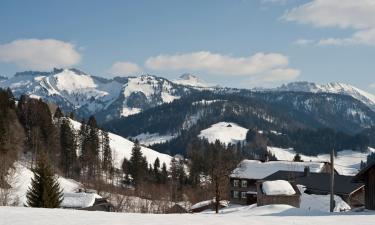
[60,118,78,178]
[293,153,303,162]
[153,157,161,183]
[101,130,113,179]
[161,162,168,184]
[26,154,63,208]
[128,140,147,186]
[54,107,63,119]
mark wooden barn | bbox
[353,161,375,210]
[264,168,364,208]
[256,180,301,208]
[229,160,335,205]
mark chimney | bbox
[304,166,310,177]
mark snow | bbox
[2,204,375,225]
[262,180,296,196]
[133,132,177,146]
[121,107,141,117]
[230,160,325,180]
[61,192,101,208]
[191,199,229,210]
[172,73,212,88]
[198,122,248,145]
[69,119,172,169]
[267,146,375,175]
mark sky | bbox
[1,0,375,92]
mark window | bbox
[233,179,239,187]
[241,180,247,188]
[241,192,247,199]
[233,191,239,199]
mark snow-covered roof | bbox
[191,199,229,210]
[61,192,102,208]
[230,160,325,180]
[262,180,296,196]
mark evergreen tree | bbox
[26,154,63,208]
[101,130,113,179]
[60,118,78,178]
[160,162,168,184]
[128,140,147,186]
[153,157,161,183]
[293,153,303,162]
[54,107,63,119]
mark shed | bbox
[264,169,364,208]
[166,203,189,214]
[353,161,375,210]
[190,199,228,213]
[256,180,301,208]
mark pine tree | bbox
[54,107,63,119]
[293,153,303,162]
[60,118,78,178]
[161,162,168,184]
[128,140,147,186]
[101,130,113,178]
[153,157,161,183]
[26,154,63,208]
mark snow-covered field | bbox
[132,132,177,146]
[267,147,375,175]
[198,122,248,145]
[1,204,375,225]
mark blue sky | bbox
[1,0,375,92]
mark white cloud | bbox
[145,51,299,83]
[108,61,141,75]
[0,39,81,70]
[294,39,315,46]
[283,0,375,46]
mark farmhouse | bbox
[61,192,114,212]
[353,161,375,210]
[264,169,364,208]
[229,160,335,205]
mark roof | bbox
[61,192,102,208]
[263,170,363,195]
[353,161,375,182]
[230,160,327,180]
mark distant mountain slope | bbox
[274,81,375,111]
[0,68,196,120]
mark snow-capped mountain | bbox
[172,73,214,88]
[0,68,194,120]
[275,81,375,111]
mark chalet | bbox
[61,192,114,212]
[353,161,375,210]
[229,160,335,205]
[264,169,364,208]
[256,180,301,208]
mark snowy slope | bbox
[275,81,375,111]
[267,146,375,175]
[198,122,248,144]
[69,119,172,168]
[5,162,81,206]
[2,204,375,225]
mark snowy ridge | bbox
[275,81,375,111]
[172,73,213,88]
